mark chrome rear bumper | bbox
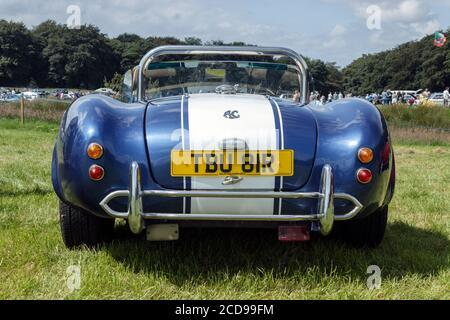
[100,162,363,236]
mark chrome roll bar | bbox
[137,45,309,104]
[100,162,363,236]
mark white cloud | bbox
[316,0,443,62]
[322,24,347,49]
[0,0,448,66]
[338,0,438,27]
[413,19,440,36]
[330,24,347,37]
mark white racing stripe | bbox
[270,97,285,215]
[181,94,186,214]
[187,93,278,215]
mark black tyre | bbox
[59,201,114,248]
[340,206,388,248]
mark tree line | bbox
[343,28,450,95]
[1,19,448,95]
[0,19,344,94]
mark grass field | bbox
[0,118,449,299]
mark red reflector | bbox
[382,141,391,166]
[89,165,104,181]
[357,168,372,184]
[278,225,310,242]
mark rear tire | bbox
[59,201,114,249]
[340,206,388,248]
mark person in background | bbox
[328,92,333,103]
[310,91,319,102]
[386,89,392,105]
[398,92,404,104]
[444,87,450,107]
[392,92,398,104]
[320,95,326,105]
[293,89,301,103]
[372,92,379,105]
[338,92,344,99]
[381,90,388,105]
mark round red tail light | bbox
[382,141,391,166]
[89,165,104,181]
[356,168,372,184]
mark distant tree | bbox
[104,72,123,93]
[184,37,202,45]
[30,20,62,86]
[115,33,143,43]
[204,40,250,46]
[343,28,450,94]
[33,21,119,89]
[306,58,344,95]
[0,20,36,86]
[62,25,119,88]
[32,21,66,86]
[110,33,146,73]
[14,18,450,94]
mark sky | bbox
[1,0,450,66]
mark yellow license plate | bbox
[171,150,294,177]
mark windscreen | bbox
[142,53,303,101]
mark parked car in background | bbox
[94,88,116,96]
[52,89,66,98]
[279,93,294,100]
[52,45,395,249]
[401,94,420,106]
[0,93,21,102]
[428,93,444,106]
[32,89,49,97]
[391,89,421,97]
[22,91,39,101]
[53,89,65,96]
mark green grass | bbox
[378,104,450,130]
[0,118,449,299]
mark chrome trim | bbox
[222,176,244,185]
[137,45,309,104]
[128,162,144,233]
[333,193,363,220]
[99,162,364,234]
[215,84,238,94]
[318,164,334,236]
[218,138,248,150]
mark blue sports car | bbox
[52,46,395,248]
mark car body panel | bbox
[0,94,20,102]
[51,46,395,235]
[145,93,318,215]
[52,95,394,220]
[303,98,393,218]
[429,93,444,105]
